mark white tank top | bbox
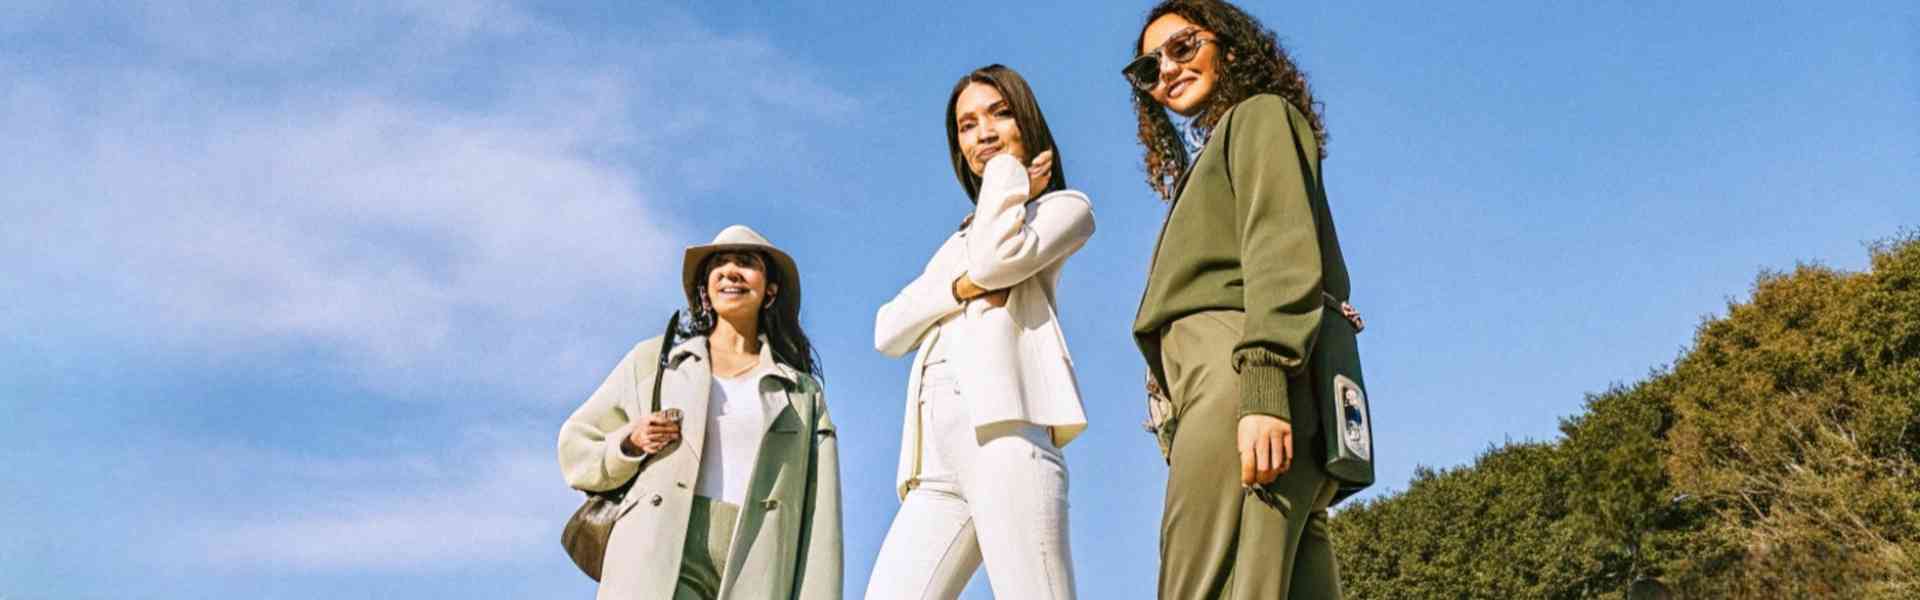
[697,370,768,505]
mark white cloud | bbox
[126,0,532,68]
[0,1,857,577]
[2,70,671,398]
[0,1,854,399]
[146,433,579,570]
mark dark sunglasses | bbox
[1122,27,1217,94]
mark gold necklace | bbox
[712,348,759,379]
[714,361,756,379]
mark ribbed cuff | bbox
[1236,361,1292,423]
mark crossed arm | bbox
[873,153,1093,358]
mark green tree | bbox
[1333,235,1920,598]
[1660,235,1920,597]
[1333,442,1589,599]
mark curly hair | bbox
[1129,0,1328,201]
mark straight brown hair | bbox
[945,64,1069,203]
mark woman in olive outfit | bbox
[1124,1,1355,598]
[558,225,842,600]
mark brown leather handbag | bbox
[562,311,678,581]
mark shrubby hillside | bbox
[1332,235,1920,599]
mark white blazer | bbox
[874,154,1095,498]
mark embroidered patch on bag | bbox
[1334,375,1371,461]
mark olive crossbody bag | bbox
[1143,295,1376,505]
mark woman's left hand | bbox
[952,273,1009,308]
[1238,414,1292,486]
[1025,150,1054,198]
[980,289,1009,308]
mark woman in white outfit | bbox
[867,63,1094,600]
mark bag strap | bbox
[600,311,680,500]
[1322,292,1364,333]
[651,310,680,413]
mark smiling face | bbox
[1139,13,1222,117]
[702,251,777,324]
[952,82,1030,177]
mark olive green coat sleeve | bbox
[1225,95,1326,421]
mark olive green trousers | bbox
[1159,310,1341,600]
[674,496,740,600]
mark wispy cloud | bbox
[128,0,532,67]
[141,431,576,570]
[0,1,855,399]
[0,0,857,583]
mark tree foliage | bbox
[1333,235,1920,598]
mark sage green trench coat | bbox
[559,335,843,600]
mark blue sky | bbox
[2,1,1914,598]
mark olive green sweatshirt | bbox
[1133,94,1352,423]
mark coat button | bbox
[650,494,663,506]
[761,499,780,510]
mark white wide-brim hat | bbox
[682,225,801,319]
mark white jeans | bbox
[866,360,1077,600]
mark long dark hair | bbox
[1129,0,1328,201]
[684,252,821,379]
[945,64,1069,203]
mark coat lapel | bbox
[666,337,713,465]
[716,344,810,600]
[747,335,802,434]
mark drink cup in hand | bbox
[627,409,683,455]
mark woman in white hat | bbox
[559,225,842,600]
[867,64,1094,600]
